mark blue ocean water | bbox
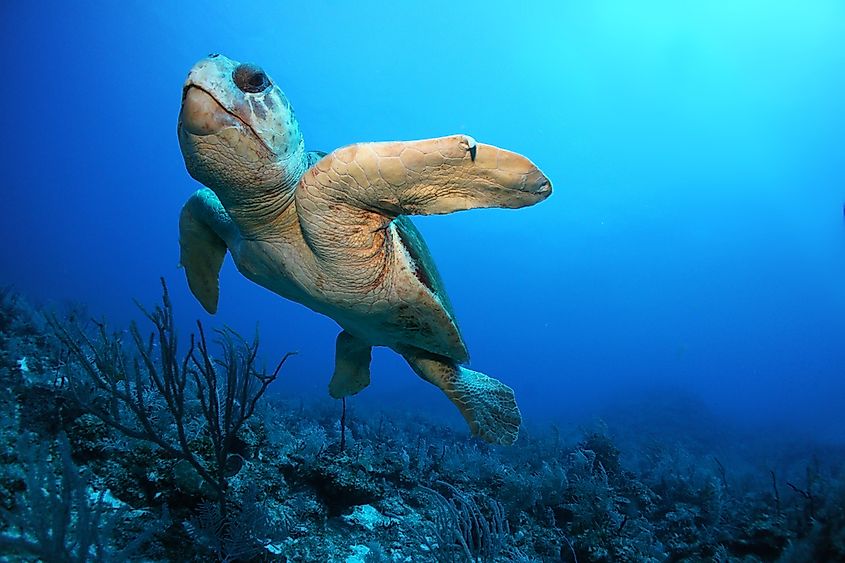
[2,0,844,447]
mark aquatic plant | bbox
[49,279,293,519]
[0,432,145,561]
[183,483,276,561]
[418,481,510,563]
[0,287,59,388]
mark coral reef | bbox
[0,285,843,561]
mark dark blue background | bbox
[2,1,844,440]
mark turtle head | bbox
[178,55,307,207]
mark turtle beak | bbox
[181,85,238,136]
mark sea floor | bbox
[0,287,843,562]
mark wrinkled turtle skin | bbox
[177,55,551,445]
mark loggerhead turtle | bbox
[177,55,551,445]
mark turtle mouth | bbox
[180,86,235,135]
[179,85,271,153]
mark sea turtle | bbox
[177,55,551,445]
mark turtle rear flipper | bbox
[179,188,237,314]
[329,331,372,398]
[403,350,522,445]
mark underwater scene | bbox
[2,1,844,561]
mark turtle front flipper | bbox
[329,331,373,398]
[297,135,551,223]
[179,188,237,314]
[402,349,522,445]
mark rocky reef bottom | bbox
[0,286,843,562]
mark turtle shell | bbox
[389,215,469,363]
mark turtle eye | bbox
[233,63,271,94]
